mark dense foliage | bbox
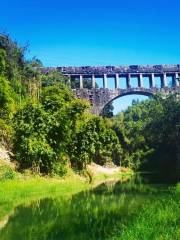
[111,94,180,171]
[0,34,123,175]
[69,116,122,169]
[0,33,179,175]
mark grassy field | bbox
[0,174,89,220]
[0,163,179,240]
[0,165,132,221]
[116,183,180,240]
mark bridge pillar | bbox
[115,74,120,89]
[103,74,108,88]
[138,74,143,88]
[150,74,155,88]
[92,75,96,88]
[174,73,180,87]
[126,74,131,88]
[162,73,168,88]
[80,75,83,89]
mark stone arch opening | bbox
[100,90,154,116]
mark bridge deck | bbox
[41,64,180,75]
[39,65,180,115]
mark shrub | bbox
[13,85,89,175]
[0,165,16,180]
[69,116,122,170]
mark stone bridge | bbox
[41,65,180,114]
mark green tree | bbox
[13,84,89,174]
[0,33,26,82]
[102,102,114,118]
[69,116,122,170]
[0,49,6,75]
[0,76,15,118]
[41,70,70,87]
[111,93,180,171]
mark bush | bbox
[13,85,89,175]
[0,165,16,180]
[51,159,68,177]
[69,116,122,170]
[0,76,15,118]
[0,119,13,149]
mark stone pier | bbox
[40,65,180,114]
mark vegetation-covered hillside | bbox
[0,33,179,177]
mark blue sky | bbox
[1,0,180,113]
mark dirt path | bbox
[87,163,121,175]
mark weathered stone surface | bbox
[41,64,180,75]
[74,87,180,115]
[39,65,180,115]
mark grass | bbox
[0,174,88,220]
[92,171,133,183]
[0,167,131,221]
[0,164,179,240]
[114,185,180,240]
[119,200,180,240]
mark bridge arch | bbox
[74,86,180,115]
[41,64,180,115]
[100,88,154,115]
